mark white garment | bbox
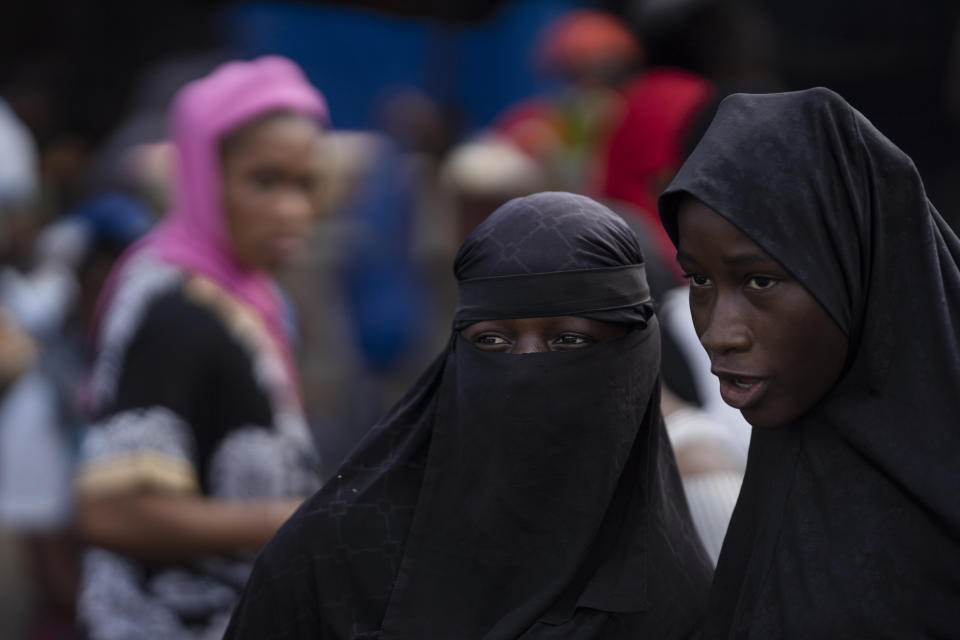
[0,265,78,339]
[666,406,744,566]
[0,99,38,207]
[681,471,742,566]
[0,370,73,530]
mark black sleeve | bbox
[82,285,283,498]
[108,289,234,485]
[77,291,222,494]
[112,289,216,422]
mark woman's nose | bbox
[698,296,751,357]
[511,335,550,354]
[274,188,314,224]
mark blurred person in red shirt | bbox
[598,67,714,282]
[494,9,643,192]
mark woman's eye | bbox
[475,334,508,345]
[250,170,279,189]
[684,273,712,288]
[746,275,778,290]
[555,334,588,346]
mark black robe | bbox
[659,87,960,638]
[224,192,712,639]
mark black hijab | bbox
[225,192,711,639]
[659,88,960,638]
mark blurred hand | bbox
[0,310,36,389]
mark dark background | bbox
[3,0,959,230]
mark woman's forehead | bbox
[676,197,770,258]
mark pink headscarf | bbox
[96,56,328,390]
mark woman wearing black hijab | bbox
[225,192,712,639]
[659,87,960,637]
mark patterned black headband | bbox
[454,264,651,328]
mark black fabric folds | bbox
[454,265,650,327]
[659,88,960,638]
[224,192,711,639]
[454,191,655,327]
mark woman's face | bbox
[675,197,848,428]
[221,114,324,272]
[461,316,628,354]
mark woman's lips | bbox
[271,235,304,257]
[714,372,768,410]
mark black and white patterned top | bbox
[77,250,321,640]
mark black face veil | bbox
[659,88,960,638]
[225,192,711,639]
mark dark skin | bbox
[461,316,628,354]
[675,196,848,428]
[75,113,322,562]
[221,112,325,273]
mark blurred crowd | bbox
[1,0,959,638]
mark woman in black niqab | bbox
[225,192,712,639]
[659,88,960,637]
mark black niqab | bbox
[659,88,960,638]
[225,192,711,639]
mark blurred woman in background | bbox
[74,57,328,639]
